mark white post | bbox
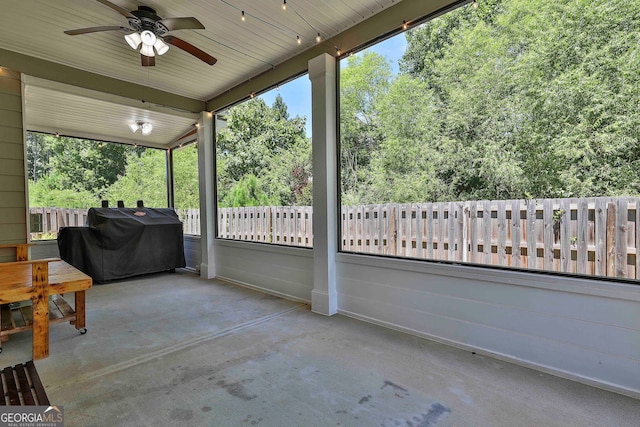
[309,53,338,315]
[198,111,216,279]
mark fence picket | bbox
[454,202,464,262]
[636,199,640,279]
[605,201,616,277]
[577,199,589,274]
[425,203,434,260]
[615,199,628,278]
[496,200,507,266]
[416,204,423,258]
[560,199,571,273]
[482,201,492,264]
[511,200,521,268]
[526,200,536,269]
[592,199,604,275]
[542,199,553,270]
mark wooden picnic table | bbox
[0,259,92,359]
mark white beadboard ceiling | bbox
[0,0,403,147]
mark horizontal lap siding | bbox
[337,258,640,397]
[183,236,201,270]
[215,242,313,302]
[0,70,26,262]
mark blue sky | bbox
[259,33,408,136]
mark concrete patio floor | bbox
[1,269,638,426]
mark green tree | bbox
[384,0,640,201]
[26,132,132,208]
[26,132,53,182]
[46,136,129,197]
[368,75,447,203]
[173,143,200,209]
[339,52,392,204]
[104,148,167,207]
[29,175,99,208]
[401,0,504,92]
[222,174,277,207]
[216,96,311,207]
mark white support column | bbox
[309,53,338,315]
[197,111,216,279]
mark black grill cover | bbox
[58,207,186,282]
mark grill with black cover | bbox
[57,207,186,282]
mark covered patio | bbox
[2,271,638,426]
[0,0,639,424]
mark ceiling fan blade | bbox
[162,35,217,65]
[157,17,205,32]
[95,0,136,18]
[64,26,129,35]
[141,54,155,67]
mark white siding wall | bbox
[184,235,201,271]
[0,69,26,262]
[214,239,313,303]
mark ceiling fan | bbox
[64,0,216,66]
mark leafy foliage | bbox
[173,143,200,210]
[339,52,391,204]
[47,136,129,196]
[104,149,167,207]
[221,175,276,207]
[27,133,165,209]
[342,0,640,204]
[216,95,311,207]
[29,175,99,209]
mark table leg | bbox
[32,262,49,360]
[75,290,86,330]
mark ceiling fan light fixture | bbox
[141,122,153,135]
[63,3,217,66]
[140,30,157,46]
[140,43,155,57]
[130,121,153,135]
[154,38,169,55]
[124,32,142,49]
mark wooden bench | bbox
[0,361,49,405]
